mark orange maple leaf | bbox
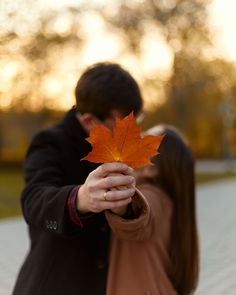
[82,112,164,168]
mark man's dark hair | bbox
[75,62,143,120]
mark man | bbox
[13,62,143,295]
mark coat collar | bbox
[60,107,88,141]
[61,107,101,171]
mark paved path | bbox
[195,179,236,295]
[0,219,28,295]
[196,160,236,173]
[0,179,236,295]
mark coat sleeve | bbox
[105,184,166,241]
[21,129,81,236]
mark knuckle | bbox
[100,163,110,174]
[89,169,99,179]
[99,164,106,174]
[105,177,113,188]
[89,180,100,193]
[89,170,95,177]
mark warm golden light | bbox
[1,0,236,111]
[210,0,236,61]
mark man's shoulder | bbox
[32,124,65,145]
[32,108,84,145]
[33,124,65,140]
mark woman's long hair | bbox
[139,125,199,295]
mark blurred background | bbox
[0,0,236,218]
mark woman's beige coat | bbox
[105,184,178,295]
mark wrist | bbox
[76,185,89,214]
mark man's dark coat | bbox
[13,109,110,295]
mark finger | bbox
[110,184,135,191]
[103,197,132,210]
[110,185,127,191]
[107,170,136,189]
[123,167,136,187]
[122,167,134,176]
[104,188,135,201]
[101,175,135,189]
[108,168,134,177]
[96,163,129,177]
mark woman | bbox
[105,125,199,295]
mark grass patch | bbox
[0,167,24,219]
[0,167,236,219]
[196,172,236,185]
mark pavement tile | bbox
[0,179,236,295]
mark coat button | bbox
[45,220,50,229]
[53,221,57,230]
[49,221,53,229]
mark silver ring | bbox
[103,191,108,201]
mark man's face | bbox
[100,110,123,130]
[96,110,144,131]
[78,110,143,133]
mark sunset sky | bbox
[210,0,236,61]
[43,0,236,63]
[0,0,236,110]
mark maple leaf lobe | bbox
[82,112,163,168]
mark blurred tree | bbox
[103,0,210,53]
[142,58,236,157]
[0,0,235,161]
[102,0,211,82]
[102,0,236,158]
[0,4,82,111]
[0,111,3,161]
[0,109,63,165]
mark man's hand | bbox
[77,163,135,213]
